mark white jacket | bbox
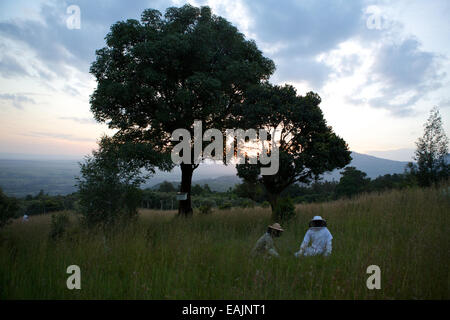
[294,227,333,257]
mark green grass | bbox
[0,186,448,299]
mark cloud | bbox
[59,116,96,124]
[24,131,95,142]
[63,84,81,96]
[355,37,446,116]
[0,53,30,78]
[437,98,450,108]
[0,93,35,109]
[372,38,439,88]
[241,0,366,87]
[0,0,170,82]
[0,0,448,118]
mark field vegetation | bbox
[1,186,448,299]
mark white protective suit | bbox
[252,232,279,257]
[294,227,333,257]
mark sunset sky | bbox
[0,0,449,161]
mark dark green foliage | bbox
[203,184,212,194]
[290,182,339,203]
[272,197,296,222]
[368,173,417,192]
[218,202,232,210]
[191,184,205,196]
[233,181,265,202]
[261,201,270,208]
[141,190,177,210]
[238,199,255,208]
[409,107,449,187]
[89,4,275,216]
[335,167,370,198]
[76,137,147,228]
[20,192,77,216]
[198,200,214,215]
[158,181,177,193]
[235,84,351,219]
[49,213,70,240]
[0,187,19,229]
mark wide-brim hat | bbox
[268,223,284,232]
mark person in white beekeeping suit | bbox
[22,214,29,222]
[294,216,333,257]
[252,223,284,257]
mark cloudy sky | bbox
[0,0,449,161]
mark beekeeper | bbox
[294,216,333,257]
[252,223,284,257]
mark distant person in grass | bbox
[252,223,284,257]
[294,216,333,257]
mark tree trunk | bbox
[268,193,280,221]
[178,163,195,217]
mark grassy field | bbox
[0,186,448,299]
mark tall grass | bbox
[0,186,448,299]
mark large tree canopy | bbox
[89,5,275,216]
[234,83,351,220]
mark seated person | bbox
[294,216,332,257]
[252,223,284,257]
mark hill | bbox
[0,152,419,197]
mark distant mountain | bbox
[0,151,422,197]
[141,152,408,192]
[365,148,415,162]
[321,152,410,181]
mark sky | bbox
[0,0,449,162]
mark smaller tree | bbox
[412,107,449,187]
[76,137,152,229]
[234,181,265,202]
[0,188,19,229]
[158,181,177,193]
[335,167,370,198]
[273,197,296,222]
[234,84,351,220]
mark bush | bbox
[261,201,270,208]
[0,188,19,229]
[239,199,255,208]
[218,202,232,210]
[76,137,147,229]
[198,203,213,215]
[272,197,296,222]
[49,213,70,240]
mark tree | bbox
[0,188,19,230]
[76,137,153,228]
[158,181,177,193]
[411,106,449,187]
[234,181,265,202]
[235,83,351,220]
[335,167,370,198]
[203,184,212,194]
[191,184,206,196]
[89,5,275,216]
